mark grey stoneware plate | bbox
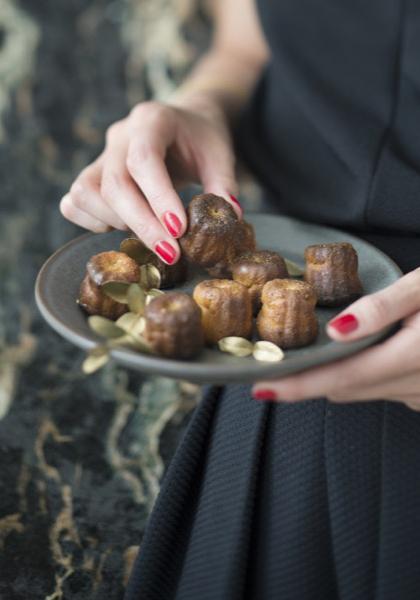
[35,214,402,384]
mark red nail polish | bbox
[253,389,277,401]
[155,241,177,265]
[163,212,182,238]
[229,194,242,213]
[329,313,359,334]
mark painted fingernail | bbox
[253,389,278,401]
[163,212,182,238]
[229,194,242,213]
[155,241,177,265]
[329,313,359,334]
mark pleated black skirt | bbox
[125,385,420,600]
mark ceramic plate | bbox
[35,214,402,383]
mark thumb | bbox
[197,143,241,217]
[326,267,420,342]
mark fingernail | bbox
[253,389,278,401]
[155,241,177,265]
[163,212,182,238]
[329,313,359,334]
[229,194,242,213]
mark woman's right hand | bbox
[60,99,240,264]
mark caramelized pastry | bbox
[78,274,127,320]
[120,237,188,288]
[87,251,140,287]
[257,279,318,348]
[144,292,204,359]
[193,279,252,344]
[231,250,289,312]
[180,193,256,277]
[304,242,363,306]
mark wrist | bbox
[167,88,229,122]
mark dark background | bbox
[0,1,217,598]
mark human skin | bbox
[60,0,269,265]
[62,1,420,407]
[253,268,420,410]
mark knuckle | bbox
[101,172,128,202]
[130,219,149,240]
[129,102,151,120]
[126,141,147,173]
[131,101,171,123]
[366,293,389,324]
[105,120,124,144]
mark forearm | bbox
[169,47,267,122]
[169,0,269,122]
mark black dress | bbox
[125,2,420,598]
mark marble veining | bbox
[0,1,211,598]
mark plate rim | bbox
[35,215,403,383]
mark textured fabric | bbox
[236,0,420,273]
[125,388,420,600]
[126,2,420,598]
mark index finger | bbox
[126,107,187,239]
[252,326,417,402]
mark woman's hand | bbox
[60,99,240,264]
[253,268,420,410]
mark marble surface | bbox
[0,1,228,598]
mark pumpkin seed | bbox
[108,332,151,353]
[253,341,285,362]
[120,238,152,264]
[131,316,146,336]
[115,312,139,333]
[285,258,304,277]
[82,345,110,374]
[139,264,161,290]
[146,288,165,305]
[127,283,146,314]
[102,281,130,303]
[218,337,254,357]
[88,315,125,339]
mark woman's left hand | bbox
[253,267,420,410]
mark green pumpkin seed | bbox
[115,312,139,333]
[82,345,110,374]
[120,238,152,264]
[285,258,304,277]
[88,315,125,339]
[102,281,130,303]
[218,336,254,357]
[139,264,161,290]
[127,283,146,314]
[131,316,146,336]
[253,341,285,362]
[109,332,151,353]
[146,288,165,305]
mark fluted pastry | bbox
[144,292,204,359]
[231,250,289,313]
[180,193,256,277]
[193,279,253,344]
[304,242,363,306]
[257,279,318,348]
[78,274,127,320]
